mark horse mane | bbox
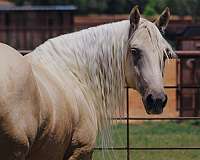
[28,20,130,147]
[27,18,169,156]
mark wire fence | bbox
[20,50,200,160]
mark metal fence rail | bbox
[20,50,200,160]
[123,51,200,160]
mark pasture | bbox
[94,121,200,160]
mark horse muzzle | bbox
[142,92,168,114]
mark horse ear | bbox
[129,5,140,30]
[155,7,170,33]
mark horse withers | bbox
[0,6,176,160]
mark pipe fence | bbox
[20,50,200,160]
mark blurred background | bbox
[0,0,200,159]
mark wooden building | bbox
[0,5,76,50]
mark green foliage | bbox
[8,0,148,14]
[143,0,159,16]
[71,0,108,14]
[71,0,148,14]
[144,0,200,18]
[8,0,200,18]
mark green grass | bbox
[93,121,200,160]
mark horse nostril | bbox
[146,94,154,107]
[146,93,167,108]
[156,94,168,108]
[145,93,167,114]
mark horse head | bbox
[125,6,177,114]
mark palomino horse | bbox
[0,6,176,160]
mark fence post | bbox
[126,88,130,160]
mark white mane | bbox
[26,18,170,157]
[28,20,130,132]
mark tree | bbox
[72,0,108,14]
[10,0,200,19]
[8,0,148,14]
[143,0,159,16]
[143,0,200,20]
[162,0,200,21]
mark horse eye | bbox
[131,48,139,54]
[131,48,141,64]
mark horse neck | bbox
[29,20,130,130]
[76,20,130,128]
